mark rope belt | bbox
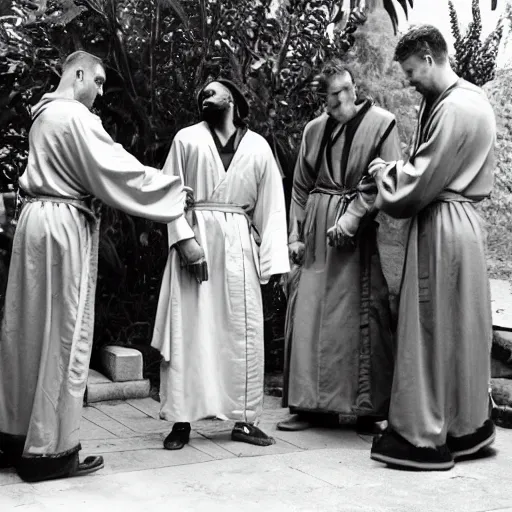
[434,191,478,204]
[21,195,100,224]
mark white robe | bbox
[151,122,289,423]
[0,93,192,472]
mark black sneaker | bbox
[371,428,455,471]
[446,420,496,460]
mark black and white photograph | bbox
[0,0,511,510]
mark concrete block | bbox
[492,330,512,364]
[85,369,150,404]
[491,377,512,407]
[490,279,512,330]
[491,356,512,379]
[101,345,143,382]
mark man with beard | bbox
[151,79,289,449]
[278,59,401,435]
[0,51,194,482]
[369,25,496,471]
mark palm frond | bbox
[382,0,413,34]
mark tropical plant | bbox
[449,0,504,86]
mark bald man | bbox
[0,51,197,482]
[151,79,289,449]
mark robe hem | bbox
[0,432,82,459]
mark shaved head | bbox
[57,50,106,110]
[62,50,104,75]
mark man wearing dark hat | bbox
[151,79,289,449]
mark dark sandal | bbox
[164,422,191,450]
[231,422,275,447]
[72,455,104,477]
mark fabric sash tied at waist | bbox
[303,185,358,265]
[20,194,101,224]
[434,191,479,204]
[186,201,261,244]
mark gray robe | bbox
[375,79,496,447]
[284,102,402,418]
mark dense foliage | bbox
[0,0,378,374]
[0,0,506,379]
[449,0,504,86]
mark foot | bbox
[356,416,387,436]
[447,419,496,460]
[371,428,455,471]
[277,414,313,432]
[163,422,191,450]
[72,455,104,477]
[231,422,275,446]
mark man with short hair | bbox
[369,25,496,471]
[278,59,401,434]
[0,50,196,482]
[151,79,289,449]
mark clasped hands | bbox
[326,158,388,248]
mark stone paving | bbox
[1,395,512,511]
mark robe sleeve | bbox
[375,103,465,219]
[335,120,402,237]
[68,111,194,233]
[252,144,290,285]
[289,126,317,244]
[160,135,196,247]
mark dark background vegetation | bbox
[0,0,509,387]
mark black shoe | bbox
[447,420,496,460]
[231,422,275,446]
[356,416,387,436]
[163,422,191,450]
[371,428,455,471]
[0,451,20,469]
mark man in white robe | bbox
[0,51,198,482]
[369,25,496,471]
[151,79,289,449]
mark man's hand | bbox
[368,157,387,178]
[327,223,355,249]
[175,237,208,284]
[288,240,306,266]
[183,186,195,209]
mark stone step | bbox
[85,369,150,404]
[101,345,143,382]
[491,378,512,407]
[491,378,512,429]
[492,330,512,365]
[491,356,512,378]
[490,279,512,331]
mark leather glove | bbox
[175,238,208,284]
[288,240,306,266]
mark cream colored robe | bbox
[151,122,289,423]
[0,94,192,468]
[375,79,496,448]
